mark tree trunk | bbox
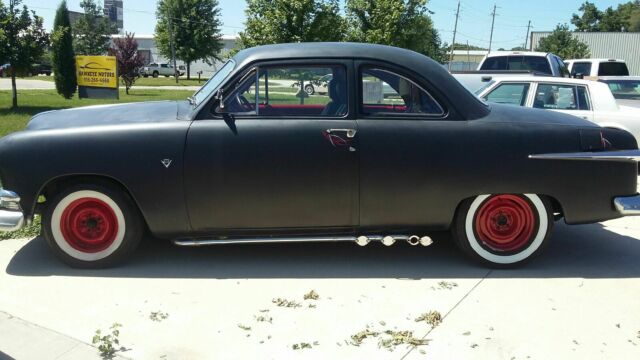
[11,69,17,109]
[186,62,191,80]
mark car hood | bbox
[485,103,599,128]
[26,100,187,131]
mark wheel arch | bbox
[34,174,149,231]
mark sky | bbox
[21,0,627,50]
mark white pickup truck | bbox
[452,51,569,92]
[565,58,629,78]
[475,76,640,144]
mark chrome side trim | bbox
[174,236,358,246]
[614,195,640,216]
[529,150,640,161]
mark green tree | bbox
[346,0,444,62]
[239,0,345,49]
[572,1,602,31]
[536,24,590,59]
[155,0,223,79]
[73,0,114,55]
[51,0,77,99]
[0,0,49,108]
[630,7,640,31]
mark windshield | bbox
[192,60,235,106]
[602,80,640,100]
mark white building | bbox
[110,34,239,77]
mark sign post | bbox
[76,56,119,99]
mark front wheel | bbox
[304,84,315,95]
[452,194,553,268]
[43,182,144,268]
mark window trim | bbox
[532,82,592,111]
[356,65,447,120]
[483,82,531,107]
[209,62,351,120]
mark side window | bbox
[360,68,443,116]
[571,62,592,77]
[483,83,530,106]
[598,62,629,76]
[534,84,583,110]
[222,65,347,117]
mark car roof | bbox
[232,42,490,120]
[486,75,599,84]
[566,58,626,63]
[598,76,640,80]
[484,51,549,58]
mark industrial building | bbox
[530,31,640,75]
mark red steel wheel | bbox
[59,198,119,253]
[43,183,144,268]
[453,193,553,267]
[474,195,536,252]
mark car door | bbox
[184,60,359,232]
[354,61,470,229]
[532,82,594,121]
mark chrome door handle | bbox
[326,128,357,138]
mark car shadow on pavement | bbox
[5,222,640,279]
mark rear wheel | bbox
[304,84,315,95]
[43,182,143,268]
[152,71,159,78]
[453,194,553,267]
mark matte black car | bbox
[1,43,639,269]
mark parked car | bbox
[565,59,629,78]
[305,74,395,98]
[140,63,184,78]
[32,63,52,76]
[1,43,639,269]
[476,76,640,144]
[0,63,10,78]
[453,51,569,92]
[597,76,640,109]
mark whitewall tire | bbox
[43,182,143,268]
[453,194,553,267]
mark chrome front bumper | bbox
[0,189,24,231]
[614,195,640,216]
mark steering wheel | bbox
[235,93,253,112]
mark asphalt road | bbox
[0,216,639,359]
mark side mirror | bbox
[574,73,584,79]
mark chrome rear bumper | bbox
[614,195,640,216]
[0,189,24,231]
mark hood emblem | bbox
[161,159,173,168]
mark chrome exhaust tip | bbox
[408,235,420,246]
[419,236,433,247]
[356,236,370,246]
[382,236,396,246]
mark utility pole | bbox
[524,20,532,50]
[168,15,178,84]
[448,1,461,71]
[488,4,497,53]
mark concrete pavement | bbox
[1,218,639,359]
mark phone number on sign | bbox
[81,77,114,86]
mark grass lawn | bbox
[0,89,193,137]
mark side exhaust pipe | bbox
[382,236,396,246]
[407,235,420,246]
[356,236,370,247]
[419,236,433,247]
